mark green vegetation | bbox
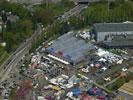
[30,0,74,51]
[9,88,16,100]
[107,72,133,91]
[32,0,74,26]
[1,0,133,66]
[5,19,33,52]
[30,21,70,52]
[0,0,74,53]
[83,1,133,24]
[68,0,133,30]
[0,0,29,18]
[0,46,9,65]
[107,77,126,91]
[68,16,86,30]
[0,0,32,53]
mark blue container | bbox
[87,88,102,96]
[72,88,81,97]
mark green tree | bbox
[83,1,133,24]
[3,32,15,52]
[0,0,29,18]
[17,19,33,38]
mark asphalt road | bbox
[0,24,42,83]
[59,4,88,22]
[0,2,89,84]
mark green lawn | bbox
[83,1,133,24]
[32,0,74,26]
[0,47,10,66]
[0,51,9,65]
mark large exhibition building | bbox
[46,32,95,65]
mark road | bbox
[58,4,88,22]
[103,76,121,87]
[0,2,90,84]
[0,24,42,83]
[0,47,28,82]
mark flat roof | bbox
[94,23,133,32]
[47,32,95,63]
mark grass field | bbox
[0,47,10,66]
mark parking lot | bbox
[1,30,133,100]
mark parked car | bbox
[101,67,107,71]
[122,67,127,72]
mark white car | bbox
[82,68,89,73]
[45,76,48,80]
[82,66,90,73]
[101,67,107,71]
[78,74,88,80]
[117,59,123,64]
[49,79,58,85]
[48,41,54,46]
[66,83,73,88]
[104,77,111,81]
[90,64,94,67]
[122,68,128,72]
[61,74,69,79]
[43,85,52,89]
[66,92,73,98]
[60,85,66,89]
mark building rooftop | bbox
[7,15,19,22]
[47,32,95,64]
[118,80,133,96]
[94,23,133,32]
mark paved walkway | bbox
[103,76,121,87]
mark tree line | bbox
[67,0,133,30]
[0,0,74,52]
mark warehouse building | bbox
[102,39,133,48]
[93,23,133,42]
[46,32,95,65]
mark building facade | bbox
[93,23,133,42]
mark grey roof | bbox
[103,40,133,47]
[77,0,100,3]
[94,23,133,32]
[47,33,95,63]
[78,0,90,2]
[7,15,19,22]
